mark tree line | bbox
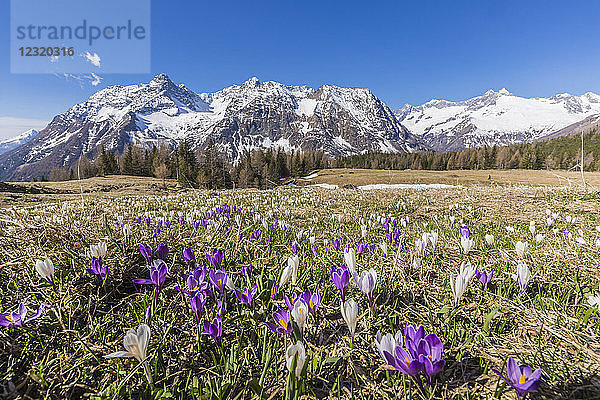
[335,129,600,172]
[45,128,600,187]
[46,141,330,189]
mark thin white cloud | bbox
[0,117,48,140]
[84,52,101,68]
[61,73,103,88]
[90,73,102,86]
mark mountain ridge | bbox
[396,88,600,151]
[0,74,422,181]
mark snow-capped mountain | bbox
[0,129,39,155]
[396,89,600,151]
[0,74,421,181]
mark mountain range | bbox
[396,88,600,151]
[1,74,599,181]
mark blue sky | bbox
[2,0,600,139]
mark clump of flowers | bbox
[376,323,445,386]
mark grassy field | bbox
[302,168,600,188]
[1,171,600,399]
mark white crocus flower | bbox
[413,257,422,269]
[105,324,152,383]
[511,262,537,294]
[428,231,439,250]
[374,330,403,360]
[289,255,300,285]
[90,241,107,259]
[460,236,474,254]
[35,258,55,284]
[529,221,536,236]
[534,234,545,243]
[588,289,600,310]
[353,268,377,307]
[450,261,475,305]
[291,300,309,334]
[379,242,388,257]
[285,341,306,378]
[515,241,529,258]
[226,277,236,291]
[415,238,426,256]
[361,224,368,238]
[279,261,293,287]
[344,247,357,273]
[506,226,515,233]
[485,234,494,247]
[122,224,132,238]
[341,298,358,340]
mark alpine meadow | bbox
[3,1,600,399]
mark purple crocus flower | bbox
[154,243,169,261]
[493,357,542,399]
[284,293,300,311]
[202,315,223,345]
[265,308,292,335]
[87,257,109,282]
[418,334,446,381]
[332,238,341,251]
[265,238,272,255]
[190,291,207,323]
[235,284,258,307]
[312,246,318,257]
[249,230,262,240]
[177,265,208,295]
[139,244,153,264]
[356,241,367,255]
[206,249,224,269]
[330,264,350,302]
[475,270,494,290]
[384,346,424,377]
[301,289,322,315]
[133,260,169,299]
[460,226,470,238]
[209,269,228,294]
[241,264,253,277]
[368,243,376,254]
[0,303,44,328]
[270,283,279,299]
[181,247,195,264]
[291,242,299,253]
[404,323,425,356]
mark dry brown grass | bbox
[303,168,600,188]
